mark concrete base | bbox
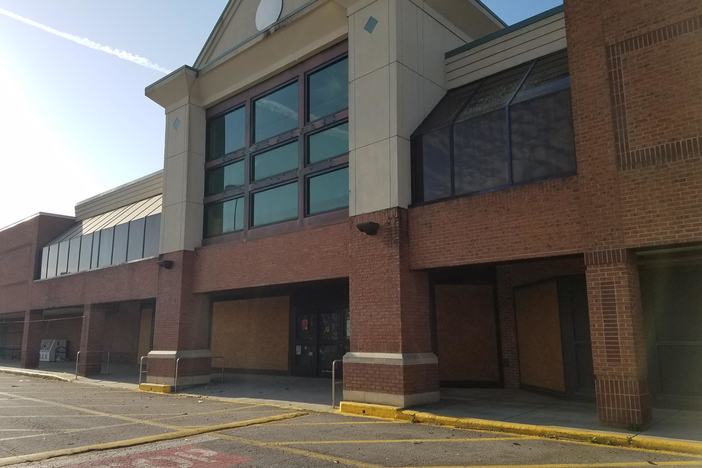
[146,374,211,388]
[344,389,440,408]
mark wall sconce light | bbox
[157,259,174,269]
[356,222,379,236]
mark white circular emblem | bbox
[255,0,283,32]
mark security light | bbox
[356,222,379,236]
[157,259,174,269]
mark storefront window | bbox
[204,45,349,240]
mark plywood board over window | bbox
[211,296,290,372]
[514,280,566,393]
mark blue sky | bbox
[0,0,561,228]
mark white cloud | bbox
[0,7,172,74]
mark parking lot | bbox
[1,374,701,468]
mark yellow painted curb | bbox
[139,383,173,393]
[0,411,307,467]
[339,401,702,456]
[0,367,73,383]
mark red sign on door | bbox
[71,446,252,468]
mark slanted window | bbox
[79,234,93,272]
[112,223,129,265]
[127,218,145,262]
[143,214,161,258]
[57,240,69,276]
[412,50,576,204]
[204,44,349,240]
[67,237,81,274]
[98,228,114,268]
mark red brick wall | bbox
[153,251,209,352]
[102,301,142,364]
[344,363,439,396]
[349,208,432,354]
[193,222,349,293]
[41,315,83,361]
[408,177,583,270]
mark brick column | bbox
[78,304,108,377]
[344,208,439,408]
[20,310,43,369]
[585,249,651,428]
[147,250,211,388]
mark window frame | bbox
[203,41,349,245]
[411,50,577,206]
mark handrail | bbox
[212,356,225,384]
[74,350,111,378]
[174,357,181,393]
[331,359,342,409]
[138,356,148,385]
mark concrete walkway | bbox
[2,362,701,444]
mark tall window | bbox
[412,50,576,204]
[204,44,349,240]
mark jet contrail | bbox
[0,7,172,74]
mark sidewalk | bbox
[3,364,702,455]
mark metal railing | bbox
[139,356,148,385]
[174,356,226,393]
[212,356,225,384]
[331,359,342,409]
[74,350,111,379]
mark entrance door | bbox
[293,310,317,377]
[292,306,347,378]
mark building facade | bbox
[1,0,701,429]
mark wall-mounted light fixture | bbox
[356,222,379,236]
[157,259,174,269]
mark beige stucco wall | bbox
[348,0,468,215]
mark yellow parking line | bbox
[212,433,384,468]
[0,412,307,467]
[395,463,702,468]
[272,421,402,426]
[538,437,702,460]
[151,404,269,422]
[274,436,534,445]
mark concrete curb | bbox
[0,411,307,467]
[339,401,702,456]
[0,367,74,383]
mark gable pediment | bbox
[194,0,318,68]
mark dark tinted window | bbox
[254,82,298,142]
[98,227,114,268]
[112,224,129,265]
[127,218,145,261]
[79,234,93,272]
[143,214,161,258]
[206,160,245,196]
[205,198,244,237]
[67,237,81,274]
[253,141,298,181]
[40,246,49,279]
[456,64,530,121]
[208,107,245,160]
[252,182,298,226]
[308,58,348,121]
[47,244,58,279]
[308,168,348,215]
[420,128,451,202]
[510,89,576,183]
[91,232,100,269]
[308,123,349,164]
[454,111,509,194]
[57,240,70,275]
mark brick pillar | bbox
[495,268,520,389]
[20,310,43,369]
[585,249,651,428]
[147,250,211,388]
[344,208,439,408]
[78,304,108,377]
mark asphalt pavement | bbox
[0,374,700,468]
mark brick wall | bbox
[344,363,439,396]
[102,301,142,364]
[193,222,349,293]
[408,177,583,270]
[40,314,83,361]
